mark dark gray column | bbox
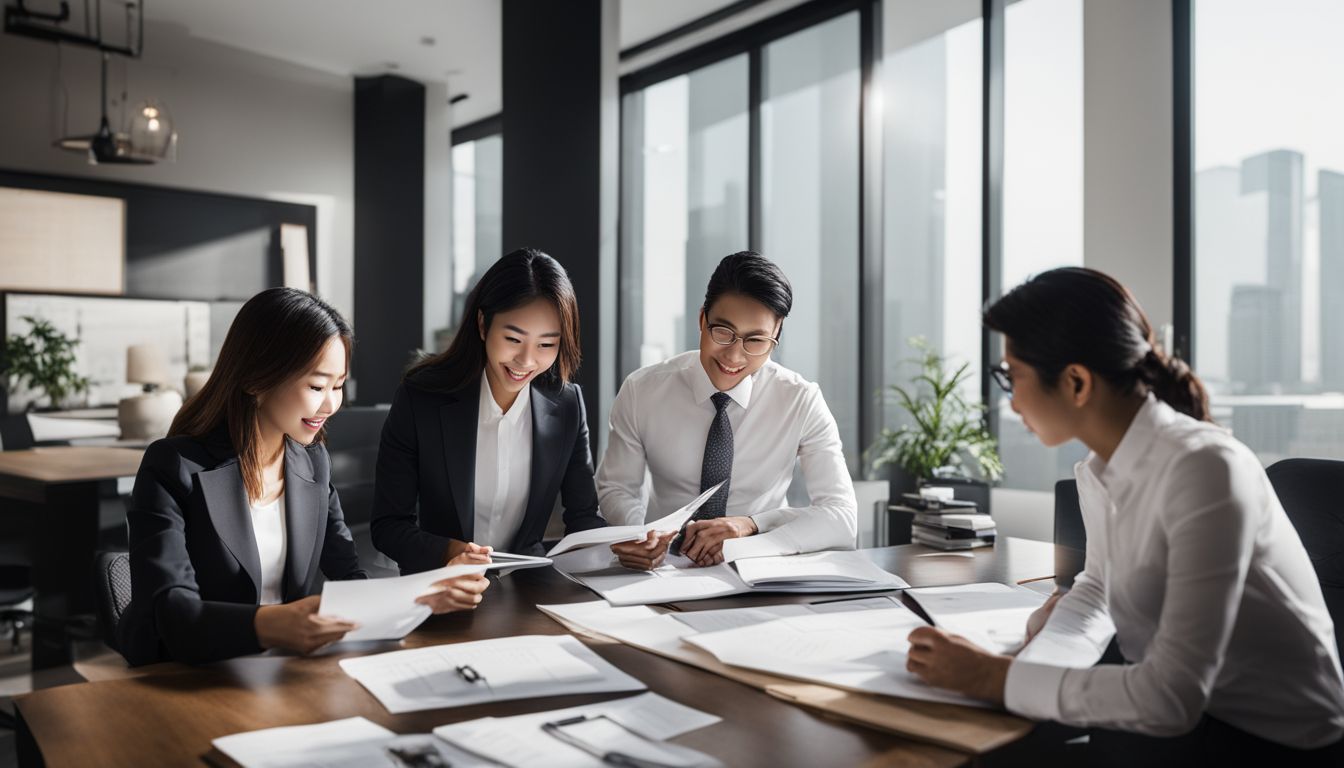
[353,75,425,404]
[501,0,619,450]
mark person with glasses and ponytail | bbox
[601,251,857,570]
[118,288,374,665]
[905,267,1344,765]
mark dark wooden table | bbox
[0,446,144,669]
[14,537,1061,768]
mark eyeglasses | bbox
[706,324,779,356]
[990,363,1013,396]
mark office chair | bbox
[93,552,132,654]
[1053,479,1086,588]
[0,413,35,451]
[1265,458,1344,660]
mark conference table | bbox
[0,446,145,670]
[14,537,1070,768]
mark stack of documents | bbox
[904,582,1048,654]
[892,488,996,550]
[319,563,489,642]
[433,692,724,768]
[338,634,646,713]
[560,550,909,607]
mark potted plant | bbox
[0,316,91,412]
[868,337,1003,502]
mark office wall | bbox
[0,21,355,324]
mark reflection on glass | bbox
[452,135,503,329]
[618,55,750,378]
[996,0,1087,490]
[761,11,862,473]
[881,0,984,449]
[1194,0,1344,464]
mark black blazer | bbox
[370,372,608,573]
[116,429,366,666]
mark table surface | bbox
[0,446,144,485]
[15,537,1060,768]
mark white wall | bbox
[1083,0,1174,331]
[0,21,356,324]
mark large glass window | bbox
[994,0,1087,490]
[881,0,983,436]
[1193,0,1344,463]
[761,11,862,472]
[452,134,503,330]
[618,56,749,380]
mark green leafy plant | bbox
[0,316,90,412]
[868,337,1003,482]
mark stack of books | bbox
[893,487,996,550]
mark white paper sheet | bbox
[732,551,909,590]
[683,607,991,708]
[546,482,724,557]
[904,582,1048,654]
[432,693,722,768]
[318,564,489,642]
[212,717,397,768]
[484,551,553,570]
[338,634,646,714]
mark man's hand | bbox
[255,595,359,655]
[680,516,757,567]
[611,530,674,570]
[1022,588,1065,648]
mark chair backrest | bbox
[1265,458,1344,659]
[324,406,390,527]
[1054,479,1086,588]
[0,413,35,451]
[94,551,132,652]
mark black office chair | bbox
[93,551,132,654]
[1265,458,1344,660]
[1054,479,1086,588]
[0,413,35,451]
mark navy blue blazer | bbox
[117,430,366,666]
[370,371,608,573]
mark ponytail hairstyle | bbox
[407,247,582,394]
[170,288,354,502]
[983,267,1211,421]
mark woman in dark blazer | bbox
[371,249,607,598]
[117,288,487,666]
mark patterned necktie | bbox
[695,392,734,520]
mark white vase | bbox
[118,389,184,440]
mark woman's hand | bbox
[906,626,1012,704]
[680,517,757,566]
[254,595,359,654]
[611,531,675,570]
[446,540,493,566]
[1023,588,1065,647]
[416,573,491,614]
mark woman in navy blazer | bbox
[371,249,607,601]
[117,288,486,665]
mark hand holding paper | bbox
[319,563,489,642]
[546,482,725,558]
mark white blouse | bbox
[249,493,288,606]
[1006,394,1344,748]
[472,375,533,551]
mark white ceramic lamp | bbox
[118,345,183,440]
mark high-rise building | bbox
[1240,150,1304,387]
[1321,169,1344,391]
[1228,284,1283,392]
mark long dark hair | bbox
[407,247,581,393]
[984,267,1210,421]
[170,288,353,501]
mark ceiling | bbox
[141,0,742,128]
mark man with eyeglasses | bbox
[600,251,858,570]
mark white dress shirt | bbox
[597,350,857,561]
[1006,394,1344,748]
[473,374,533,551]
[249,493,287,606]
